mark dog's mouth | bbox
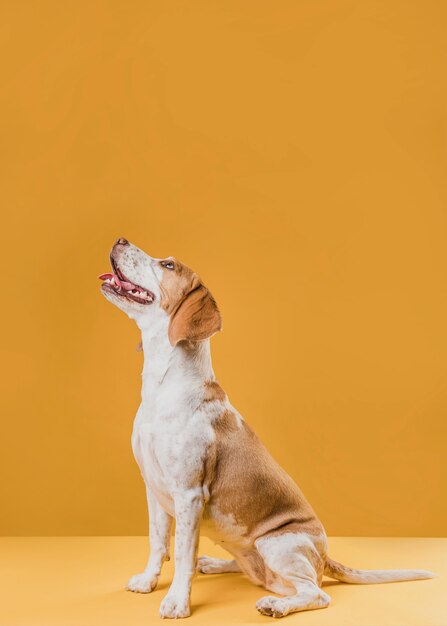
[98,260,155,305]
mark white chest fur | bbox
[131,409,174,515]
[131,399,216,518]
[131,317,219,518]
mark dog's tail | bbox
[324,556,436,584]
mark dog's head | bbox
[99,238,222,346]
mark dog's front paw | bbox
[126,571,158,593]
[159,593,190,619]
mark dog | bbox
[99,237,435,619]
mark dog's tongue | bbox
[98,273,135,291]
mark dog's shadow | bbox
[322,579,343,588]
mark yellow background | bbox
[0,1,446,537]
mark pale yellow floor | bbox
[0,537,445,626]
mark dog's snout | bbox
[115,237,129,246]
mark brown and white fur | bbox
[99,238,435,619]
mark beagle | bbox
[99,238,434,619]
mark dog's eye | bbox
[161,261,175,270]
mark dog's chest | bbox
[131,403,215,513]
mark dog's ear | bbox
[168,282,222,346]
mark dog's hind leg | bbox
[197,555,241,574]
[254,532,330,618]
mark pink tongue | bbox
[98,273,136,291]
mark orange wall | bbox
[0,1,446,536]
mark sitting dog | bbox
[99,237,434,619]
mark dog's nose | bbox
[115,237,129,246]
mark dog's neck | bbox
[137,311,215,406]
